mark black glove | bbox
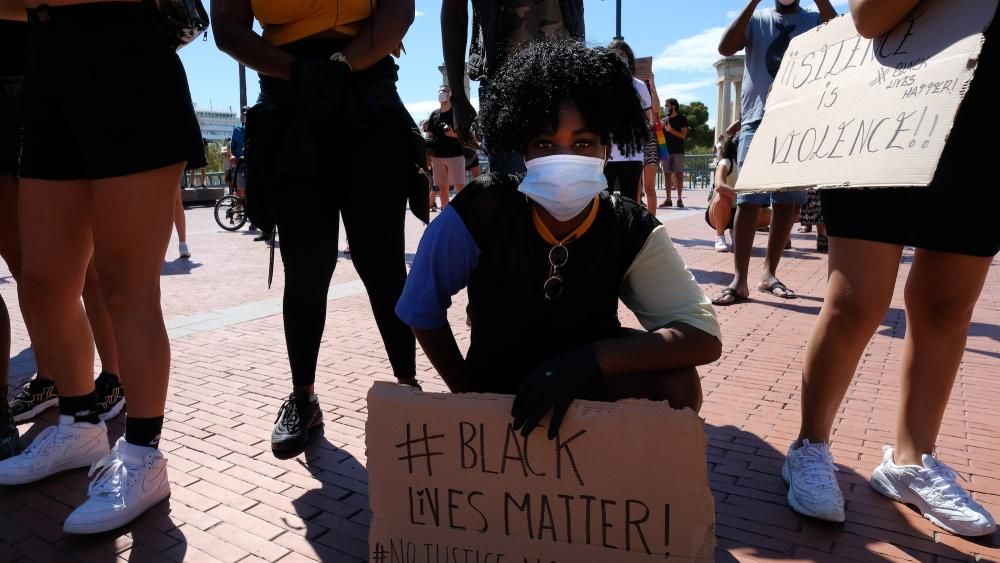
[511,347,601,440]
[289,58,349,116]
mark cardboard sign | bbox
[737,0,998,192]
[366,383,715,563]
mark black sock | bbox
[125,416,163,449]
[59,392,100,424]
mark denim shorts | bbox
[736,119,808,206]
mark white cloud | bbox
[404,97,480,121]
[652,27,728,73]
[655,80,717,105]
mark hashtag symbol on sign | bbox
[394,422,446,476]
[372,543,389,563]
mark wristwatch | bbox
[329,52,353,72]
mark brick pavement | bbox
[1,189,998,562]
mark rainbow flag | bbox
[654,120,669,160]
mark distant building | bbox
[195,109,240,142]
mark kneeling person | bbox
[396,40,722,439]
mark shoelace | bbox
[922,459,972,508]
[87,452,129,507]
[19,426,63,473]
[275,398,303,432]
[797,442,840,490]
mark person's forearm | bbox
[849,0,918,39]
[413,326,472,392]
[441,0,470,103]
[0,0,25,21]
[719,0,760,56]
[592,323,722,376]
[726,120,741,137]
[212,1,295,79]
[814,0,838,22]
[343,0,414,71]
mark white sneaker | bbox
[871,447,997,537]
[782,439,845,522]
[178,242,191,259]
[63,438,171,534]
[0,416,109,485]
[714,236,730,252]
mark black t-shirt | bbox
[0,21,28,76]
[428,108,465,158]
[664,114,689,155]
[451,173,660,393]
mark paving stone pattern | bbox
[1,190,998,562]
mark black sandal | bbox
[760,281,797,299]
[711,287,750,306]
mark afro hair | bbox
[477,39,650,158]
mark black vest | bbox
[451,173,659,393]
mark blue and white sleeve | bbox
[395,205,480,330]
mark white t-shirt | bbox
[609,77,653,163]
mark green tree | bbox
[677,100,714,154]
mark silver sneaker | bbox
[782,439,845,522]
[871,447,997,537]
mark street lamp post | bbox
[614,0,623,40]
[238,64,247,110]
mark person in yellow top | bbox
[213,0,425,459]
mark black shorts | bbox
[0,76,21,176]
[20,3,204,180]
[822,20,999,258]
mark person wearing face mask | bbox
[396,39,722,439]
[714,0,836,306]
[428,85,468,200]
[604,39,652,202]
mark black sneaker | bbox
[271,393,323,459]
[0,389,18,460]
[95,371,126,421]
[9,377,58,423]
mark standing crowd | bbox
[0,0,996,544]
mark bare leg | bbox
[673,172,684,204]
[454,182,466,195]
[0,175,17,389]
[92,163,184,418]
[709,199,733,237]
[719,203,762,302]
[798,237,902,443]
[439,185,450,208]
[893,249,992,466]
[660,163,672,203]
[759,203,797,294]
[83,257,119,376]
[173,187,186,244]
[17,179,95,398]
[642,165,657,212]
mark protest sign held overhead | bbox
[366,382,715,563]
[737,0,999,192]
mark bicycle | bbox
[214,194,247,231]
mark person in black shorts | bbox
[0,0,204,534]
[784,1,998,535]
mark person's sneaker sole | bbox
[63,485,171,534]
[11,397,59,424]
[782,461,846,523]
[98,398,126,422]
[271,420,324,460]
[870,470,997,537]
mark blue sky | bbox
[179,0,845,128]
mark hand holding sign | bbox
[511,347,602,439]
[737,0,998,192]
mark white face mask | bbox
[438,91,450,103]
[518,155,607,221]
